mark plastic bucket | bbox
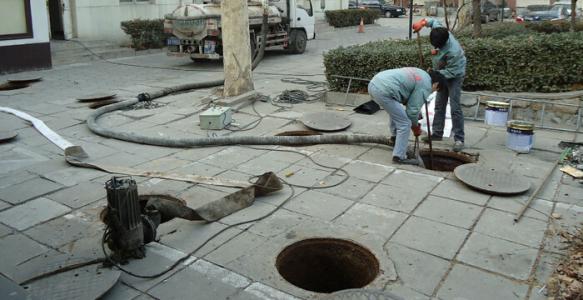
[506,120,534,153]
[485,101,510,126]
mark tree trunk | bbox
[443,0,450,30]
[456,0,472,31]
[571,0,578,32]
[472,0,482,37]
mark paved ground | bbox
[1,17,582,300]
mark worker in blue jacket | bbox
[368,67,445,165]
[413,18,467,152]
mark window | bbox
[297,0,314,16]
[0,0,33,40]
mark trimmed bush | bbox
[525,20,583,33]
[324,32,583,92]
[325,9,380,27]
[121,19,168,50]
[456,22,531,39]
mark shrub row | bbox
[121,19,168,50]
[525,20,583,33]
[323,32,583,92]
[325,9,380,27]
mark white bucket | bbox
[485,101,509,127]
[506,120,534,153]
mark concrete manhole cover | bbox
[454,163,531,195]
[77,93,117,102]
[0,131,18,143]
[300,112,352,132]
[276,238,379,293]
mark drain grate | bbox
[276,238,379,293]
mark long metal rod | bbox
[514,158,560,223]
[424,100,434,169]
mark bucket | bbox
[485,101,510,126]
[506,120,534,153]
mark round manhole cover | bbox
[0,131,18,143]
[301,112,352,132]
[454,163,531,195]
[276,238,379,293]
[77,93,117,102]
[419,149,477,172]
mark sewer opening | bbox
[0,82,29,91]
[276,238,379,294]
[419,150,477,172]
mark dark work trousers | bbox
[433,76,464,142]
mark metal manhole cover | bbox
[0,131,18,143]
[22,264,120,300]
[454,163,531,195]
[77,93,117,102]
[326,289,404,300]
[8,77,42,84]
[301,112,352,132]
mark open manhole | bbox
[276,238,379,293]
[0,82,29,91]
[419,149,477,172]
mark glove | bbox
[411,124,422,137]
[431,49,438,55]
[412,18,427,33]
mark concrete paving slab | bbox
[555,183,583,205]
[543,203,583,254]
[24,210,102,248]
[0,200,10,212]
[157,219,238,257]
[134,156,192,173]
[385,284,431,300]
[355,147,393,166]
[431,179,491,206]
[219,201,277,226]
[247,209,309,238]
[341,160,395,182]
[100,282,141,300]
[148,259,251,300]
[284,190,353,221]
[0,170,37,189]
[334,203,407,239]
[474,208,548,248]
[0,197,70,230]
[276,166,332,188]
[46,181,105,208]
[0,234,48,279]
[318,175,376,201]
[360,183,429,214]
[488,196,553,221]
[90,151,153,168]
[385,243,450,296]
[199,147,265,169]
[178,185,231,209]
[235,155,293,176]
[414,195,482,229]
[138,178,194,196]
[231,282,300,300]
[119,242,196,292]
[458,232,539,280]
[205,231,269,266]
[0,223,13,238]
[43,167,104,187]
[533,251,565,288]
[391,216,468,260]
[0,146,51,175]
[382,169,443,192]
[437,264,529,300]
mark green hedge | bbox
[325,9,380,27]
[121,19,168,50]
[324,32,583,92]
[456,22,531,39]
[525,20,583,33]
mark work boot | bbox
[422,135,443,143]
[393,156,419,165]
[453,141,464,152]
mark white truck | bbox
[164,0,315,61]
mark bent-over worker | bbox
[412,18,467,152]
[368,67,445,165]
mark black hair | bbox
[429,27,449,49]
[428,70,446,91]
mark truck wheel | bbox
[288,30,307,54]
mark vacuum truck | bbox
[164,0,316,61]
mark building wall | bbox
[312,0,350,19]
[72,0,183,41]
[0,0,51,73]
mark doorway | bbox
[48,0,65,39]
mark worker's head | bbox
[429,27,449,49]
[429,70,446,92]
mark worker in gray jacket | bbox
[413,18,467,152]
[368,67,445,165]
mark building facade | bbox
[0,0,51,74]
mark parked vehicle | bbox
[164,0,315,61]
[517,3,575,22]
[480,0,499,23]
[348,0,406,18]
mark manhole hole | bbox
[0,82,29,91]
[276,238,379,293]
[419,149,477,172]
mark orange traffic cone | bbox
[357,17,365,33]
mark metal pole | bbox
[500,0,504,22]
[408,0,414,39]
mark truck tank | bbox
[164,2,282,41]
